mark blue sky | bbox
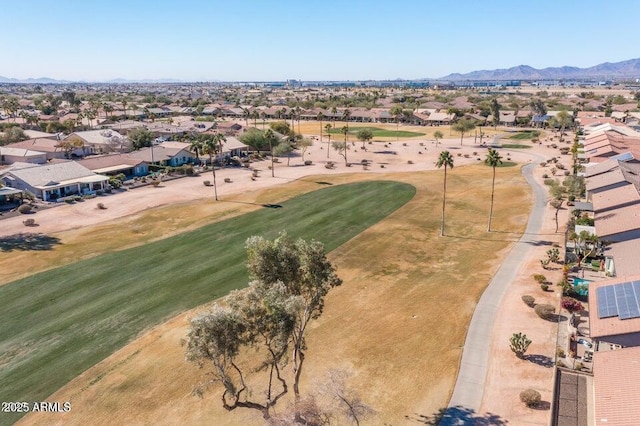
[1,0,638,81]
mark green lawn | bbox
[327,126,425,138]
[500,143,532,149]
[508,130,540,140]
[0,181,415,426]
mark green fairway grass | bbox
[327,126,425,138]
[0,181,415,426]
[508,130,540,140]
[500,143,532,149]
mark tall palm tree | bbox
[436,151,454,236]
[317,111,324,142]
[324,123,332,158]
[264,128,276,177]
[121,99,128,120]
[341,126,349,165]
[342,109,351,133]
[390,105,403,141]
[484,148,503,232]
[203,132,225,201]
[331,106,338,132]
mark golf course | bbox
[0,181,414,426]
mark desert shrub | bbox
[556,359,566,368]
[533,274,547,284]
[542,173,549,178]
[540,162,547,167]
[18,204,32,214]
[96,189,103,196]
[541,284,549,291]
[304,160,313,165]
[564,170,570,176]
[534,304,556,321]
[203,180,211,186]
[557,347,566,358]
[575,362,585,371]
[22,218,36,226]
[64,198,74,204]
[83,194,97,199]
[97,202,107,210]
[522,295,535,307]
[520,389,541,408]
[543,178,557,186]
[150,180,160,187]
[561,297,583,313]
[556,163,565,170]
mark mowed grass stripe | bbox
[0,180,415,426]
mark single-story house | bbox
[0,161,109,201]
[0,146,48,165]
[4,138,69,161]
[127,141,196,167]
[65,130,129,154]
[77,154,148,178]
[220,136,249,157]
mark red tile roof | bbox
[594,346,640,425]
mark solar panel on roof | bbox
[597,285,618,319]
[615,282,640,320]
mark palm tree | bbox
[203,132,225,201]
[331,106,338,132]
[264,128,277,177]
[189,138,204,166]
[484,148,503,232]
[317,112,324,142]
[436,151,454,236]
[324,123,332,158]
[342,109,351,133]
[390,105,403,141]
[341,126,349,165]
[121,99,128,120]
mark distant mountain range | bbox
[2,58,640,84]
[439,58,640,81]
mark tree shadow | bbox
[405,405,508,425]
[524,354,555,368]
[315,181,333,185]
[531,400,551,410]
[524,240,554,246]
[0,233,62,252]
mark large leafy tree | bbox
[239,128,268,151]
[436,150,454,236]
[485,149,503,232]
[186,233,341,418]
[451,119,476,146]
[128,127,154,150]
[433,130,444,147]
[356,128,373,148]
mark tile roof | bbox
[589,275,640,339]
[6,161,106,188]
[607,239,640,277]
[5,138,65,153]
[586,168,627,192]
[67,130,127,146]
[594,346,640,426]
[77,154,145,171]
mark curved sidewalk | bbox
[442,156,547,423]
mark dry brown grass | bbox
[17,164,531,426]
